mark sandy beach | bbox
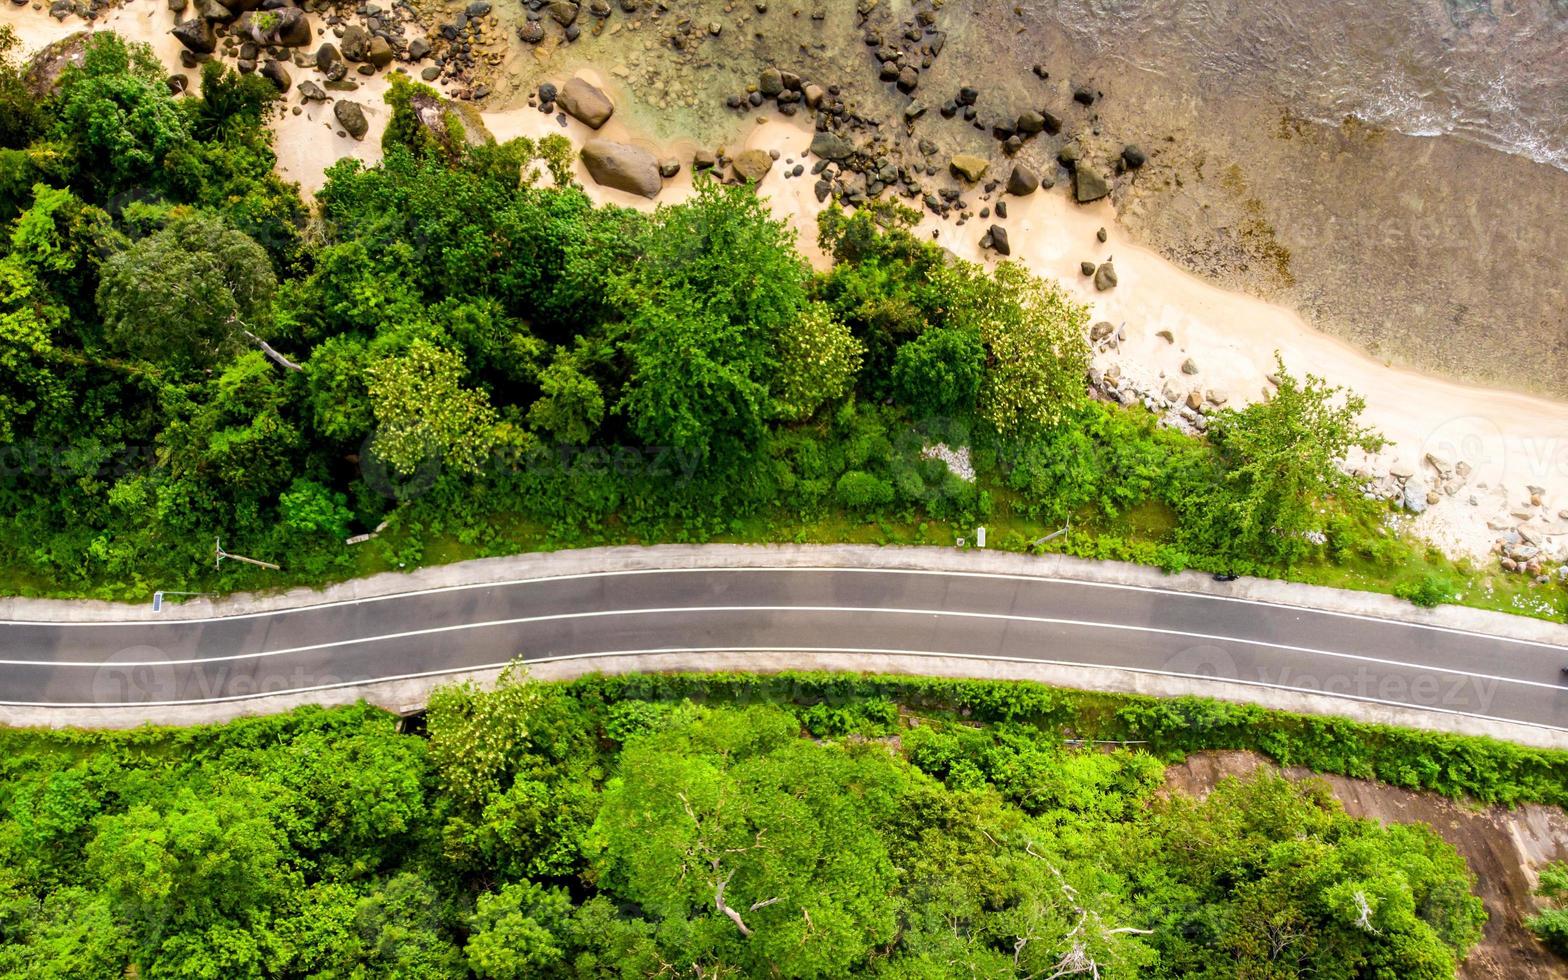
[11,1,1568,567]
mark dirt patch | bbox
[1163,750,1568,978]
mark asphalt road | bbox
[2,567,1565,730]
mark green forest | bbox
[5,669,1545,979]
[0,29,1532,613]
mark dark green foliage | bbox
[0,672,1509,978]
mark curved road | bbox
[2,566,1566,733]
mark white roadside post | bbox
[976,526,986,549]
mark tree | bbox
[614,180,809,464]
[590,705,902,978]
[465,882,574,979]
[943,261,1089,434]
[365,339,500,478]
[0,256,65,442]
[96,211,276,370]
[770,302,862,422]
[1185,356,1386,567]
[527,343,605,445]
[890,325,985,418]
[53,34,189,197]
[188,60,279,146]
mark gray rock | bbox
[259,58,291,91]
[809,130,853,161]
[1090,321,1115,340]
[333,100,368,140]
[1121,144,1147,169]
[171,19,217,55]
[949,154,988,181]
[1015,110,1044,135]
[548,0,578,25]
[1094,261,1118,291]
[732,148,773,183]
[759,67,784,97]
[987,224,1009,256]
[1403,478,1429,513]
[581,139,662,198]
[364,35,394,70]
[1006,163,1039,196]
[339,24,371,61]
[297,79,326,101]
[1073,166,1109,203]
[408,38,430,60]
[657,157,680,178]
[558,77,613,128]
[243,7,311,47]
[1180,357,1198,375]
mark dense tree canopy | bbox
[0,674,1494,978]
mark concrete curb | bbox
[5,652,1566,749]
[3,544,1565,646]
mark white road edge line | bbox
[3,565,1565,649]
[4,646,1564,736]
[6,604,1560,692]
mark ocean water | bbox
[1023,0,1568,172]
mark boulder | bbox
[171,19,217,55]
[1090,321,1115,340]
[1005,163,1039,196]
[548,1,578,25]
[316,43,343,79]
[758,67,784,97]
[1073,166,1109,203]
[949,154,988,181]
[558,77,614,128]
[692,148,717,170]
[22,31,91,97]
[657,157,681,178]
[408,89,495,154]
[1120,144,1147,169]
[1403,478,1429,514]
[340,24,372,62]
[581,139,662,198]
[1015,110,1044,135]
[1094,261,1118,291]
[1180,357,1198,375]
[297,79,326,101]
[259,58,291,91]
[195,0,236,22]
[732,148,773,183]
[242,7,311,47]
[364,35,394,70]
[809,130,853,161]
[333,100,369,140]
[986,224,1009,256]
[518,20,545,42]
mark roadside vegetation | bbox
[0,30,1560,621]
[4,669,1544,978]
